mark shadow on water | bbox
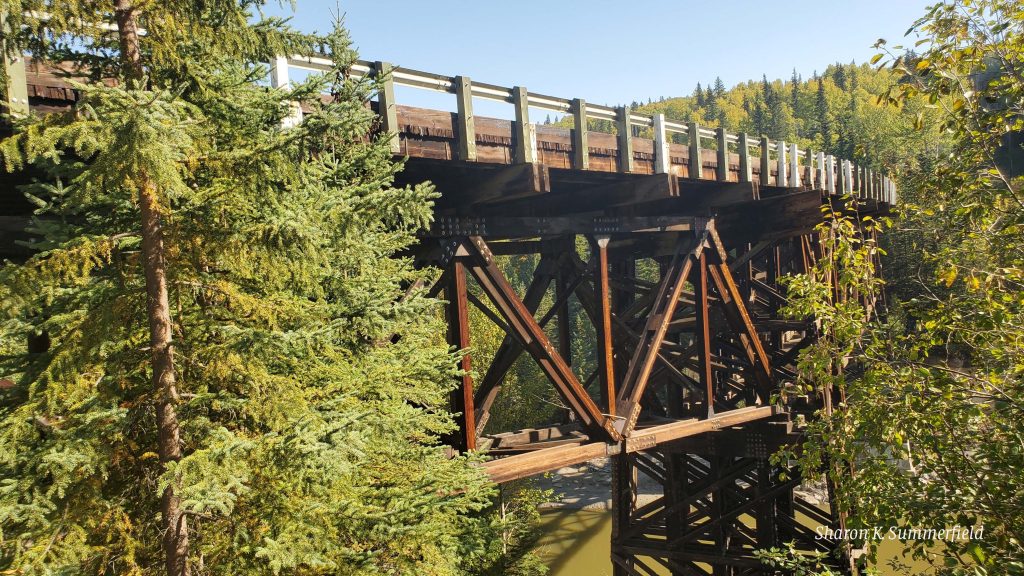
[536,509,936,575]
[535,509,614,576]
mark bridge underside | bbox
[408,151,881,574]
[5,62,890,575]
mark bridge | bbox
[3,53,894,575]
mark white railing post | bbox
[270,55,303,129]
[826,155,836,194]
[789,142,800,187]
[654,114,670,174]
[777,140,787,187]
[455,75,476,161]
[512,86,536,164]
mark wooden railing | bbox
[276,54,897,205]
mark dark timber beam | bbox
[615,235,703,435]
[475,172,679,217]
[594,236,617,415]
[427,215,702,238]
[707,230,774,401]
[445,260,476,451]
[694,251,715,417]
[398,157,549,208]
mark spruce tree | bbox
[0,3,494,575]
[832,62,848,90]
[712,76,725,98]
[790,68,800,111]
[816,76,832,149]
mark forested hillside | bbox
[549,61,945,179]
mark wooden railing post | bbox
[805,148,814,188]
[776,140,787,187]
[689,121,702,179]
[843,160,854,195]
[616,106,634,173]
[816,151,826,190]
[826,155,836,194]
[738,133,752,183]
[454,75,477,161]
[0,12,28,117]
[654,113,670,174]
[789,142,800,187]
[269,55,303,129]
[716,127,729,182]
[760,136,771,186]
[572,98,590,170]
[373,61,400,154]
[512,86,536,164]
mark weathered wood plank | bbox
[454,75,476,161]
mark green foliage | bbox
[461,481,552,576]
[619,62,945,173]
[781,1,1024,573]
[0,4,506,575]
[755,542,845,576]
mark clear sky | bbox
[269,0,935,117]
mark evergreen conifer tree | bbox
[816,76,832,149]
[0,3,496,575]
[832,62,848,90]
[790,68,800,111]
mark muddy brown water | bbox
[534,509,936,575]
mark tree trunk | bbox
[113,2,190,575]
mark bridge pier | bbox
[609,423,847,575]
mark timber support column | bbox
[594,235,616,416]
[445,258,476,451]
[610,452,635,576]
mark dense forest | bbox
[547,59,945,181]
[0,0,1022,575]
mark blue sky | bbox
[268,0,935,118]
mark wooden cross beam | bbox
[614,235,703,435]
[462,236,620,442]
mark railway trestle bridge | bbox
[3,52,896,575]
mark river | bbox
[535,509,932,575]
